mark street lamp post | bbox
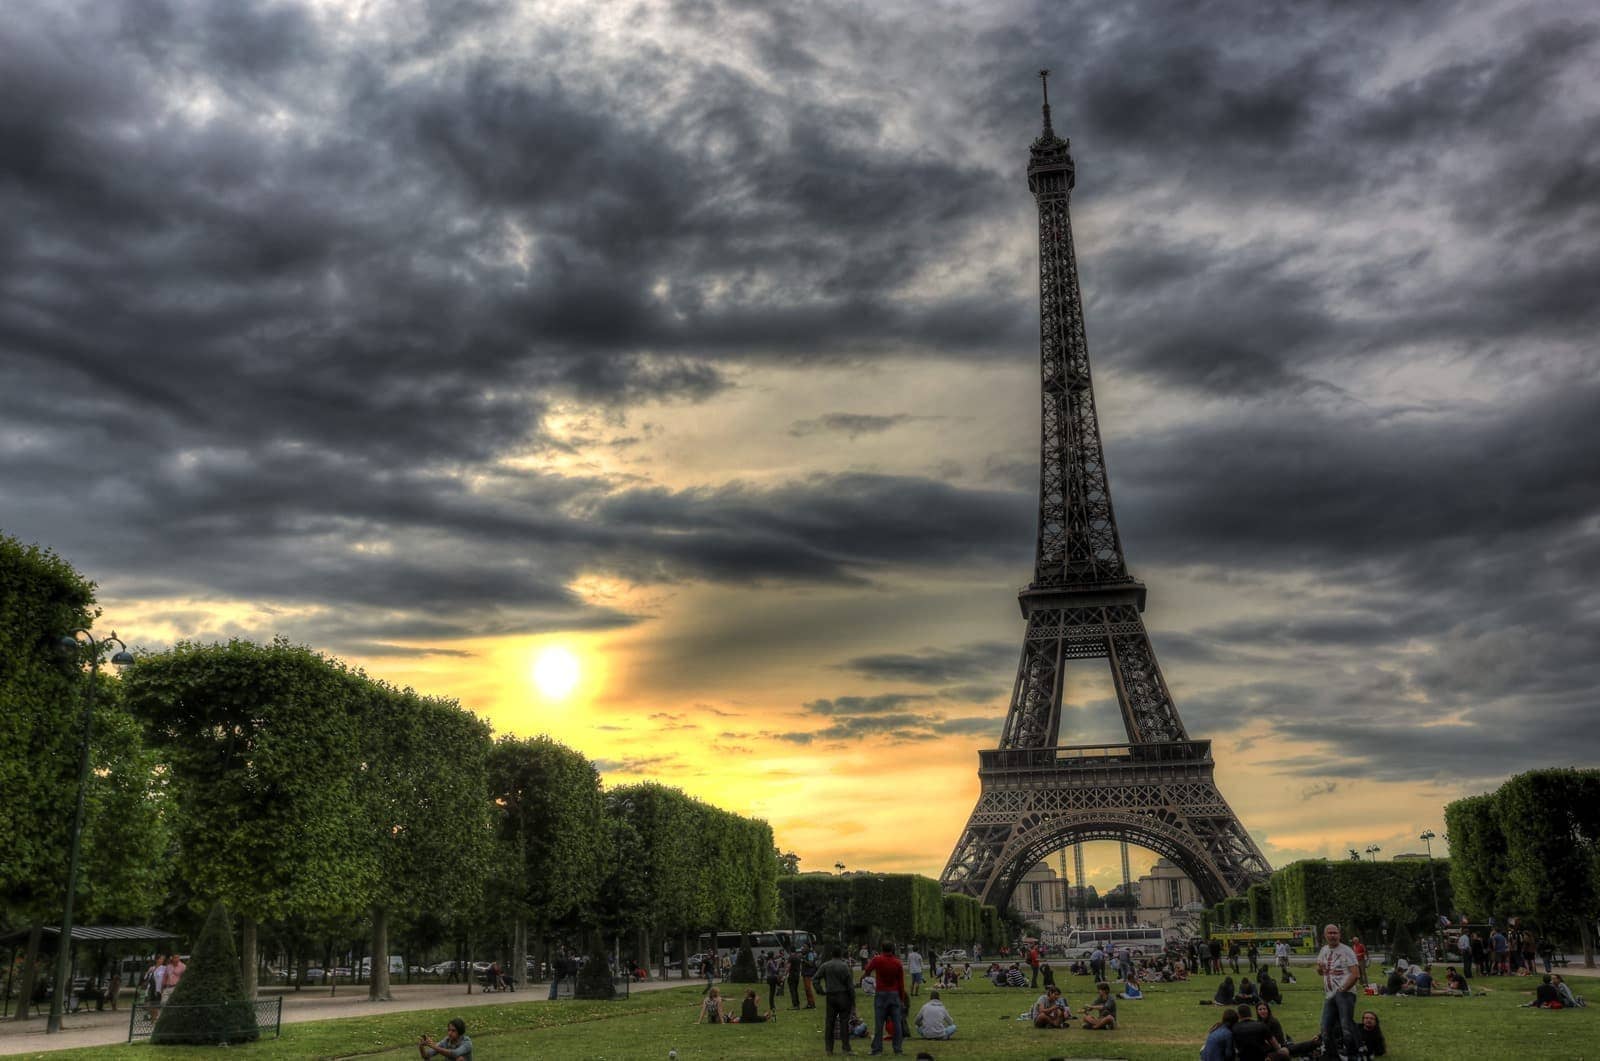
[1420,830,1441,922]
[47,631,133,1034]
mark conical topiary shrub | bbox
[1390,924,1417,965]
[730,934,759,983]
[574,940,616,1000]
[151,902,259,1045]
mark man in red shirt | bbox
[1028,944,1041,988]
[860,941,908,1055]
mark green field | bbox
[21,971,1600,1060]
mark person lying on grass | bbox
[1082,981,1117,1030]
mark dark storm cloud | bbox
[802,694,933,716]
[789,413,924,439]
[775,709,988,746]
[1,0,1596,809]
[839,642,1015,685]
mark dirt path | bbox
[0,977,697,1056]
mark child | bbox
[1082,981,1117,1030]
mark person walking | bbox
[1351,937,1368,987]
[1248,940,1260,973]
[1316,924,1360,1061]
[815,945,856,1055]
[1458,927,1473,978]
[1026,944,1040,988]
[906,947,925,995]
[802,947,818,1008]
[861,941,908,1056]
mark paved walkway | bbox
[0,977,698,1056]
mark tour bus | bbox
[1061,926,1166,958]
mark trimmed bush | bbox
[151,902,259,1045]
[730,936,759,983]
[574,941,616,1000]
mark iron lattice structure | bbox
[940,74,1270,909]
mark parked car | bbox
[303,967,326,983]
[936,949,969,964]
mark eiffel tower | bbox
[940,72,1270,908]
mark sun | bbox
[532,645,582,701]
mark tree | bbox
[0,535,167,1017]
[360,687,491,1000]
[1445,794,1516,920]
[123,639,382,997]
[1497,769,1600,967]
[151,902,259,1045]
[487,736,606,965]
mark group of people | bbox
[1026,980,1120,1030]
[141,953,187,1018]
[1198,924,1390,1061]
[700,941,956,1053]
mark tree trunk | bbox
[1580,918,1595,968]
[512,918,527,990]
[369,907,393,1001]
[240,917,259,998]
[14,923,43,1020]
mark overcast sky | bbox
[4,0,1597,888]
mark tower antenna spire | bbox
[1038,68,1054,137]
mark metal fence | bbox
[129,996,283,1043]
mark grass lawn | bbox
[24,970,1600,1059]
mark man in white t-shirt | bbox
[907,948,925,994]
[1458,929,1473,979]
[1316,924,1360,1061]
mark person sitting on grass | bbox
[1257,968,1282,1005]
[735,988,775,1023]
[1235,976,1258,1005]
[1004,962,1029,988]
[848,1010,870,1039]
[1442,968,1468,996]
[914,989,956,1040]
[1553,974,1585,1008]
[1031,984,1072,1028]
[1082,981,1117,1030]
[1381,965,1406,996]
[1402,964,1434,997]
[1523,974,1561,1008]
[418,1018,472,1060]
[1356,1010,1386,1056]
[1200,1008,1240,1061]
[1202,975,1237,1006]
[1253,1001,1322,1058]
[697,987,729,1023]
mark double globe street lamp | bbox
[47,630,134,1035]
